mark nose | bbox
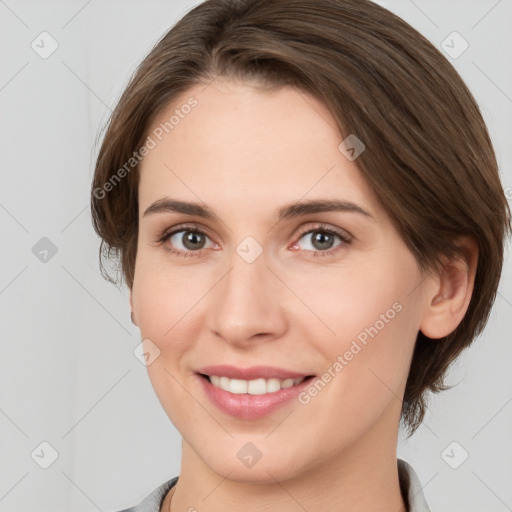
[206,248,288,347]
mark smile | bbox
[206,375,306,395]
[195,365,315,419]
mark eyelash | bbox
[156,222,352,259]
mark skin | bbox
[130,78,477,512]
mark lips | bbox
[195,365,315,419]
[196,364,310,380]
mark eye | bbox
[292,223,352,257]
[158,225,218,257]
[156,222,352,259]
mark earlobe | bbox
[420,237,478,339]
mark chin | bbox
[208,457,304,484]
[189,438,310,484]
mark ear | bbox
[419,237,478,339]
[129,290,138,326]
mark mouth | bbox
[198,373,314,395]
[195,366,316,420]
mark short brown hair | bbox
[91,0,511,434]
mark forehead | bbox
[138,79,378,217]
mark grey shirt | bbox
[116,459,430,512]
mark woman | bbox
[91,0,511,510]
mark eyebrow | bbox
[143,198,373,222]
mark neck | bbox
[166,410,406,512]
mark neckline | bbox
[159,459,424,512]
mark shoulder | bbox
[113,476,179,512]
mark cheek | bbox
[293,299,420,458]
[285,254,419,345]
[131,253,213,339]
[289,250,423,399]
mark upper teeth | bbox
[209,376,305,395]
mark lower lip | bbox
[197,374,313,420]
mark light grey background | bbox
[0,1,510,511]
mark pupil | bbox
[313,232,333,250]
[183,232,205,250]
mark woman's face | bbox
[131,78,430,482]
